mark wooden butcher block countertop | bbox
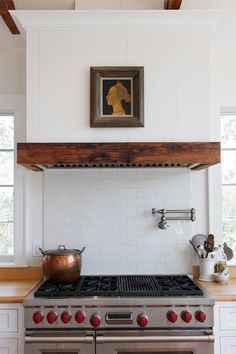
[196,278,236,301]
[0,267,43,303]
[0,280,40,303]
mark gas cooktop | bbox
[34,274,203,297]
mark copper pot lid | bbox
[39,245,85,256]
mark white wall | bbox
[44,168,193,274]
[25,16,210,142]
[75,0,164,9]
[0,19,25,93]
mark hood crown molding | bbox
[10,10,221,33]
[17,142,220,171]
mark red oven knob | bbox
[137,314,149,328]
[167,311,178,323]
[181,311,192,323]
[33,311,44,324]
[61,311,72,324]
[47,311,57,324]
[90,314,101,328]
[75,311,86,324]
[195,310,206,323]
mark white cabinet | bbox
[0,339,17,354]
[221,337,236,354]
[215,302,236,354]
[0,304,24,354]
[219,307,236,330]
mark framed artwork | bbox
[90,66,144,127]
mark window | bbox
[0,114,14,261]
[221,112,236,257]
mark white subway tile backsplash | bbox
[44,169,193,274]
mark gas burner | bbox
[79,276,118,296]
[34,279,81,297]
[34,274,204,298]
[155,275,203,296]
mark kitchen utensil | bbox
[189,240,200,257]
[39,245,86,283]
[207,234,215,248]
[191,234,207,247]
[204,241,214,258]
[223,242,234,261]
[196,243,207,258]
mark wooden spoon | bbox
[207,234,215,248]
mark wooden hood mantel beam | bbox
[0,0,20,34]
[17,142,220,171]
[165,0,182,10]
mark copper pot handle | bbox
[79,246,86,254]
[39,247,45,255]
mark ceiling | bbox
[13,0,75,10]
[12,0,166,10]
[0,0,178,35]
[0,0,179,12]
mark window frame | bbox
[0,95,26,267]
[208,105,236,265]
[220,110,236,261]
[0,112,14,262]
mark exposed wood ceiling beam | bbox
[164,0,182,10]
[0,0,20,34]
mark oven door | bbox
[96,329,214,354]
[25,330,94,354]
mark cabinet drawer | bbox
[220,307,236,330]
[0,309,18,332]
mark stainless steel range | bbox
[24,275,214,354]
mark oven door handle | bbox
[96,335,215,344]
[25,335,94,344]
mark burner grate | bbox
[78,276,118,297]
[155,275,203,296]
[34,279,81,297]
[34,275,203,297]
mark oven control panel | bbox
[25,305,213,329]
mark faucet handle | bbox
[158,220,169,230]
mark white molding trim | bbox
[0,94,27,267]
[10,10,222,32]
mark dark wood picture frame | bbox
[90,66,144,127]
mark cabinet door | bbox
[0,338,17,354]
[220,307,236,330]
[221,337,236,354]
[0,309,18,332]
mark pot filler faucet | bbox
[152,208,196,229]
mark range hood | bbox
[17,142,220,171]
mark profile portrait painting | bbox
[90,67,144,127]
[102,79,132,117]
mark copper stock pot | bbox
[39,245,86,283]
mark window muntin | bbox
[221,113,236,258]
[0,114,14,260]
